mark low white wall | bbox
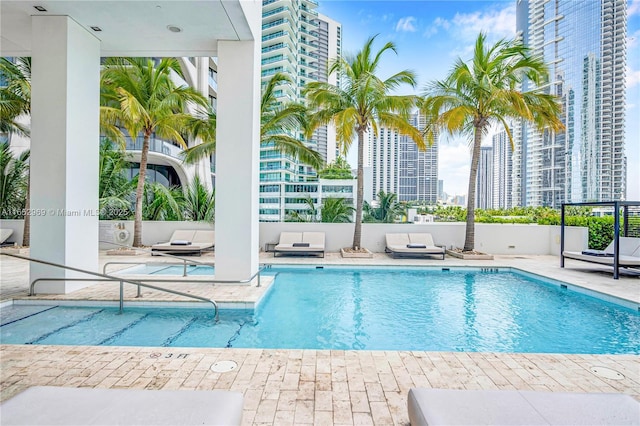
[259,222,588,255]
[3,219,588,255]
[98,220,214,249]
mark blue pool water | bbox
[2,267,639,354]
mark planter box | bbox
[0,246,29,255]
[446,249,494,260]
[106,248,143,256]
[340,247,373,258]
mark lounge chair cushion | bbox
[274,232,325,255]
[151,229,214,253]
[563,237,640,267]
[408,388,640,426]
[386,233,445,256]
[0,386,244,425]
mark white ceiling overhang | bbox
[1,0,257,57]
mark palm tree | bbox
[98,140,133,220]
[100,58,209,246]
[0,57,32,246]
[0,57,31,137]
[421,33,564,252]
[363,190,404,223]
[0,144,29,220]
[142,182,184,221]
[285,195,318,222]
[304,35,424,250]
[320,197,354,223]
[182,175,216,222]
[182,73,323,170]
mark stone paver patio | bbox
[1,250,638,425]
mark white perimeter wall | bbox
[2,220,587,255]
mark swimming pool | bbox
[2,267,639,354]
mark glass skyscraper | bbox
[513,0,627,207]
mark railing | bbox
[1,252,220,321]
[100,241,266,288]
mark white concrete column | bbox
[29,16,100,293]
[215,8,261,281]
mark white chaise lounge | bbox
[274,231,325,257]
[0,386,244,425]
[151,230,215,256]
[408,388,640,426]
[0,228,14,245]
[385,233,445,259]
[562,237,640,269]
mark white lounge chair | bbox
[274,231,325,257]
[0,386,244,425]
[408,388,640,426]
[385,233,445,259]
[562,237,640,268]
[151,230,215,256]
[1,228,14,245]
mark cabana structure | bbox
[1,0,262,292]
[560,201,640,279]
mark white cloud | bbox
[423,17,451,38]
[627,66,640,88]
[628,0,640,17]
[395,16,417,33]
[451,4,517,42]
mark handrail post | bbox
[183,260,187,277]
[257,270,261,287]
[136,284,141,298]
[119,280,124,313]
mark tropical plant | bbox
[284,195,318,222]
[317,156,354,179]
[320,197,354,223]
[0,143,29,219]
[0,57,31,137]
[182,175,216,222]
[363,191,404,223]
[304,35,424,250]
[182,73,323,170]
[142,182,184,221]
[421,33,564,251]
[98,140,133,220]
[100,57,209,246]
[0,57,32,246]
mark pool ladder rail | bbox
[100,241,265,287]
[0,251,221,322]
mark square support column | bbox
[29,16,100,293]
[215,37,260,281]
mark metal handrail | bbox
[101,240,212,277]
[101,240,267,287]
[1,252,219,321]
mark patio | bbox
[1,251,639,425]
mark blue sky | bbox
[318,0,640,201]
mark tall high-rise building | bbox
[369,112,439,203]
[514,0,627,207]
[475,146,494,209]
[259,0,342,221]
[492,129,513,209]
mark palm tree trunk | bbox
[133,134,150,247]
[463,126,483,251]
[352,129,365,250]
[22,173,30,247]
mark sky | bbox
[317,0,640,201]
